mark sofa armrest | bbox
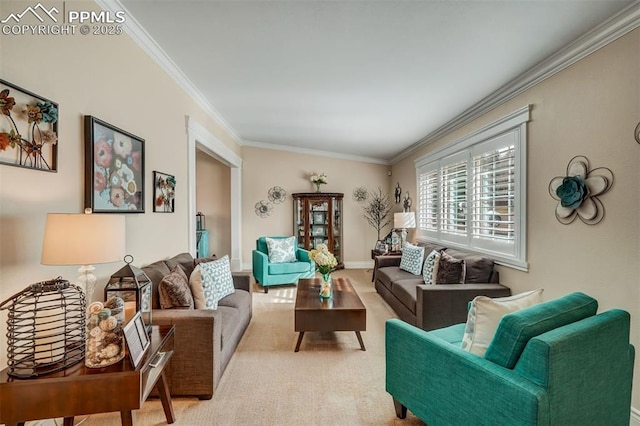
[385,319,547,425]
[232,272,251,293]
[296,247,311,262]
[375,255,402,268]
[152,308,220,398]
[416,283,511,331]
[252,249,268,283]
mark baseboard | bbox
[343,261,373,269]
[631,406,640,426]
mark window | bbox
[415,106,529,270]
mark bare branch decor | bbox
[362,187,393,242]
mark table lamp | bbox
[41,213,126,302]
[394,212,416,250]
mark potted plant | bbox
[362,187,393,248]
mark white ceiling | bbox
[119,0,634,163]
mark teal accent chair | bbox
[252,237,315,293]
[386,292,635,425]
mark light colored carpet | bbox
[81,269,425,425]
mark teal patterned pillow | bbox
[399,242,425,275]
[266,237,297,263]
[422,250,441,285]
[199,255,235,310]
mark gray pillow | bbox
[436,251,466,284]
[158,265,194,309]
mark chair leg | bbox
[393,398,407,419]
[264,286,269,293]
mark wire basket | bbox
[0,277,86,378]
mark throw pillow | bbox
[399,242,425,275]
[266,236,297,263]
[188,265,207,309]
[461,289,544,357]
[435,251,466,284]
[199,255,235,310]
[158,265,194,310]
[422,250,441,285]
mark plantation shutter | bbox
[440,155,467,238]
[417,164,438,234]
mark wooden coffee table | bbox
[294,277,366,352]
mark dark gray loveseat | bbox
[142,252,252,399]
[374,243,510,331]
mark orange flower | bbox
[24,105,42,123]
[0,89,15,115]
[0,133,9,151]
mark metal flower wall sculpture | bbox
[268,186,286,204]
[548,155,614,225]
[255,200,273,218]
[0,84,58,171]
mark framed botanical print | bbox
[153,171,176,213]
[84,116,144,213]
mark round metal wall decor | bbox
[635,122,640,144]
[352,186,368,202]
[548,155,614,225]
[255,200,273,218]
[268,186,286,204]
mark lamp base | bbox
[78,264,97,302]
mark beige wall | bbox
[394,28,640,407]
[0,1,241,368]
[196,150,231,257]
[241,146,392,267]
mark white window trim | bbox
[415,105,530,271]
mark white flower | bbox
[310,172,328,184]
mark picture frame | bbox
[0,79,58,172]
[312,225,325,236]
[313,212,325,224]
[84,116,144,213]
[123,311,150,369]
[153,171,176,213]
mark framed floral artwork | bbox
[153,171,176,213]
[0,79,59,172]
[84,116,145,213]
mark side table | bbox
[0,325,176,426]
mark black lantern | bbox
[196,211,206,231]
[104,255,152,334]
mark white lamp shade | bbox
[394,212,416,229]
[41,214,126,265]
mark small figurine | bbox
[395,182,402,203]
[403,192,412,212]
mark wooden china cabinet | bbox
[292,192,344,269]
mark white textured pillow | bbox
[399,242,425,275]
[461,289,544,357]
[266,236,297,263]
[199,255,235,310]
[188,265,207,309]
[422,250,441,285]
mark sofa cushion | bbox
[159,265,194,309]
[218,289,252,312]
[422,250,441,285]
[392,278,423,314]
[461,289,544,357]
[399,243,425,275]
[444,249,494,283]
[188,265,207,309]
[266,236,297,263]
[436,251,466,284]
[416,242,447,256]
[200,255,235,310]
[165,252,196,277]
[485,292,598,369]
[377,266,420,291]
[142,260,172,309]
[268,261,311,275]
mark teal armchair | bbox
[252,236,315,293]
[386,292,635,425]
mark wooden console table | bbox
[0,325,175,426]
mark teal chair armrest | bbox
[385,319,548,425]
[252,249,268,283]
[296,248,314,269]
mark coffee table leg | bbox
[157,371,176,424]
[355,331,366,351]
[294,332,305,352]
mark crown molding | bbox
[392,1,640,164]
[96,0,244,147]
[243,139,391,165]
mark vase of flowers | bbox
[310,172,328,193]
[309,243,337,299]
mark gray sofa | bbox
[141,252,252,400]
[374,242,510,331]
